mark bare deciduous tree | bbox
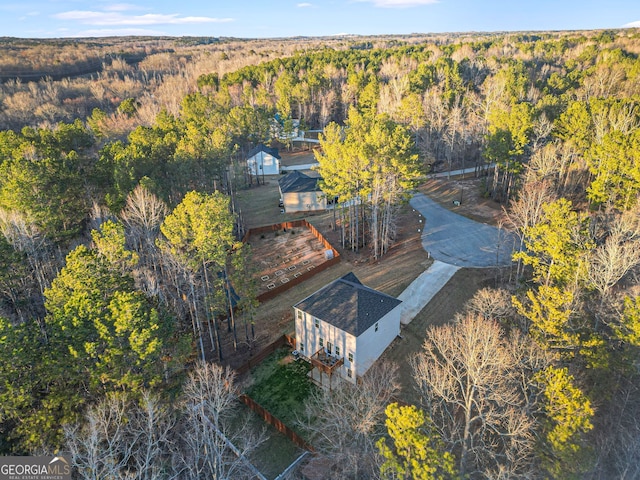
[121,185,168,250]
[588,227,640,306]
[465,287,514,323]
[505,178,556,281]
[65,392,176,480]
[178,362,265,480]
[527,142,561,183]
[411,313,548,478]
[299,361,400,479]
[0,208,60,301]
[65,363,265,480]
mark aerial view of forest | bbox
[0,13,639,479]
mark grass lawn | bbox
[236,176,328,228]
[240,347,316,478]
[245,347,315,433]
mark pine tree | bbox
[377,402,457,480]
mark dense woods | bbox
[0,29,639,478]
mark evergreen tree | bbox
[378,402,457,480]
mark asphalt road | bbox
[410,193,516,268]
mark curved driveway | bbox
[410,193,515,268]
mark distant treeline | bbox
[0,57,104,83]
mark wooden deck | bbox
[307,349,345,390]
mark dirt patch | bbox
[279,355,295,365]
[247,225,333,297]
[280,148,320,167]
[418,177,507,226]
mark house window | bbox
[299,344,304,352]
[375,322,379,332]
[315,318,319,328]
[347,369,352,378]
[335,346,340,356]
[327,342,332,354]
[319,338,324,347]
[296,310,302,320]
[348,352,353,363]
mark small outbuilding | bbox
[246,144,281,177]
[294,272,402,385]
[278,171,327,213]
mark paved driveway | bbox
[398,261,459,324]
[410,193,516,268]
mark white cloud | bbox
[297,2,314,7]
[103,3,144,12]
[53,10,233,26]
[623,20,640,28]
[356,0,438,7]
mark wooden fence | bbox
[256,255,339,303]
[241,219,309,242]
[235,334,296,376]
[234,333,314,462]
[239,394,315,452]
[242,219,340,304]
[241,219,337,254]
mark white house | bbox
[271,115,301,141]
[293,272,402,384]
[246,144,281,177]
[278,171,327,213]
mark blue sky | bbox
[1,0,639,39]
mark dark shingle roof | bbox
[278,171,322,193]
[247,143,281,160]
[294,273,401,337]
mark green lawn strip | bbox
[245,348,315,434]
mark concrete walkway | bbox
[280,163,319,172]
[398,261,460,325]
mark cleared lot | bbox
[246,225,334,297]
